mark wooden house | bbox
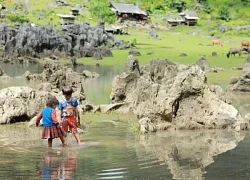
[57,14,75,25]
[110,2,147,21]
[179,10,198,26]
[70,8,79,16]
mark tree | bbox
[218,5,230,21]
[241,0,250,5]
[89,0,116,24]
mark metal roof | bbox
[111,2,147,16]
[179,10,198,17]
[57,14,76,18]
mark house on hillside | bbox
[165,14,184,27]
[70,8,80,16]
[110,2,147,21]
[57,14,75,25]
[179,10,198,26]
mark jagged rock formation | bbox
[109,58,248,132]
[0,20,132,62]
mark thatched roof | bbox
[111,2,147,16]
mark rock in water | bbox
[229,54,250,92]
[109,58,248,132]
[0,85,94,124]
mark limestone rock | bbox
[0,85,94,124]
[229,54,250,92]
[109,58,248,132]
[196,56,210,72]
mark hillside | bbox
[1,0,250,36]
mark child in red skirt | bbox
[36,97,67,147]
[58,86,81,144]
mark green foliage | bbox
[241,0,250,5]
[88,0,116,24]
[132,38,137,47]
[218,6,231,21]
[7,15,29,23]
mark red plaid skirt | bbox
[42,126,66,139]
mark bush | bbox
[209,29,221,36]
[7,15,29,23]
[218,6,231,21]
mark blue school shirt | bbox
[58,97,79,117]
[42,107,56,127]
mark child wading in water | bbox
[58,86,81,144]
[36,97,67,147]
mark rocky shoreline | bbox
[0,55,250,132]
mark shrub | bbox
[218,5,231,21]
[7,15,29,23]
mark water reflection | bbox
[129,130,245,180]
[36,149,78,180]
[0,121,249,179]
[0,63,124,104]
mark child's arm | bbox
[36,112,42,127]
[51,110,60,127]
[73,99,80,125]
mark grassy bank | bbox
[61,26,245,85]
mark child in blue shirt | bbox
[36,97,66,147]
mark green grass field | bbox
[3,0,249,86]
[66,26,246,85]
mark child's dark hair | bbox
[62,86,73,95]
[46,96,59,107]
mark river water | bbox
[1,63,250,179]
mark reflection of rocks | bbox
[229,54,250,92]
[129,130,244,180]
[110,58,248,132]
[0,86,93,124]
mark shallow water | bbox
[2,63,250,179]
[0,121,250,180]
[0,63,124,104]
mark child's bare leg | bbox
[48,138,53,147]
[73,132,81,144]
[60,137,67,147]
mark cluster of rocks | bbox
[23,62,99,92]
[210,24,250,33]
[0,85,93,124]
[0,20,132,63]
[0,62,96,124]
[229,54,250,92]
[106,57,248,132]
[119,20,169,31]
